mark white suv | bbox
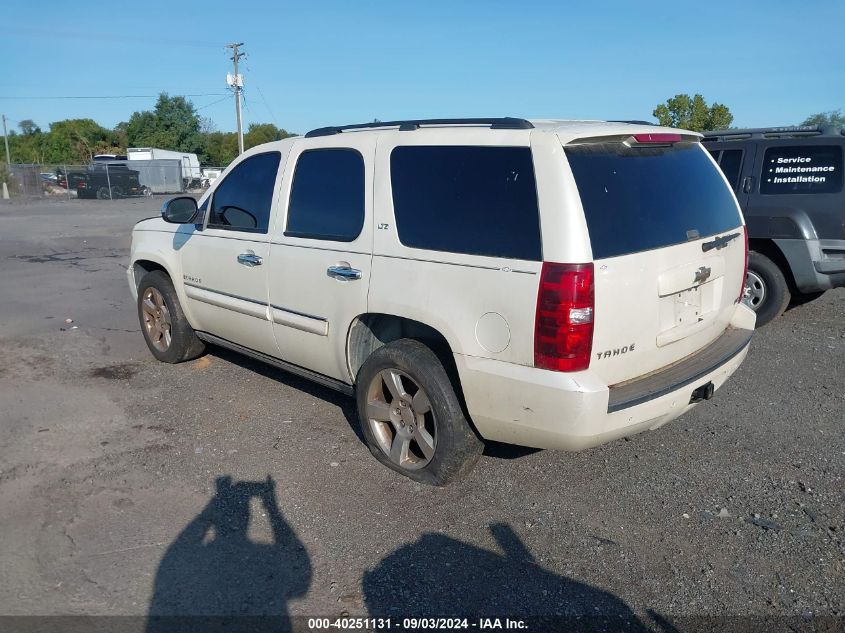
[128,118,755,485]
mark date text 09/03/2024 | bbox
[307,617,528,630]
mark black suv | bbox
[703,126,845,326]
[74,162,144,200]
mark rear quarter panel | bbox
[369,129,547,366]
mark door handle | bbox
[742,176,754,194]
[327,265,362,281]
[237,252,263,267]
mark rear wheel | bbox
[743,251,790,327]
[96,186,111,200]
[356,339,483,485]
[137,271,205,363]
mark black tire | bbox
[137,270,205,363]
[356,339,483,486]
[745,251,791,328]
[96,186,110,200]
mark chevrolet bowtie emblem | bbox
[694,266,712,284]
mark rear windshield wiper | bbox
[701,232,741,252]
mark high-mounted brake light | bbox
[632,133,682,144]
[534,263,594,372]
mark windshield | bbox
[565,141,742,260]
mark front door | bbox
[266,138,376,382]
[178,151,283,357]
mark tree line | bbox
[3,93,294,167]
[3,92,842,167]
[651,94,843,131]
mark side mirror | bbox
[161,196,199,224]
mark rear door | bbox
[266,137,376,382]
[744,140,845,242]
[563,136,746,386]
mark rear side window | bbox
[390,146,541,261]
[285,149,365,241]
[760,145,843,195]
[208,152,280,233]
[717,149,744,190]
[565,142,742,260]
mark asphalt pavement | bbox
[0,196,842,631]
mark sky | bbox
[0,0,843,136]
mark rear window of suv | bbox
[565,142,742,260]
[390,146,542,261]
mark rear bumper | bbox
[607,327,752,413]
[455,307,755,451]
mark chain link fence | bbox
[1,161,227,200]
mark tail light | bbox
[534,263,594,372]
[738,227,749,303]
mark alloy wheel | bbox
[365,368,437,470]
[141,287,172,352]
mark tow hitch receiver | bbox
[690,381,715,404]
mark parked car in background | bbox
[56,167,87,191]
[201,168,222,188]
[74,162,146,199]
[129,118,754,484]
[703,126,845,326]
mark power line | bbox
[255,83,279,128]
[0,93,227,101]
[196,96,231,111]
[243,60,280,129]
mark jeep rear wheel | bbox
[356,339,482,485]
[743,251,791,328]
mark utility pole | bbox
[2,115,10,165]
[226,42,245,155]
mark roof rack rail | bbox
[701,125,844,141]
[304,117,534,138]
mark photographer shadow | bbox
[364,523,656,632]
[147,475,311,633]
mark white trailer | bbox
[127,148,202,187]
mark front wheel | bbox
[356,339,483,485]
[743,251,791,327]
[137,270,205,363]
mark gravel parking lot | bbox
[0,197,843,631]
